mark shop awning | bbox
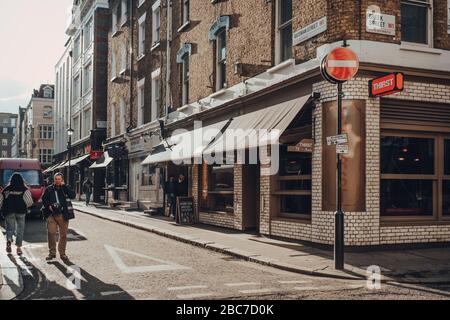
[43,163,60,173]
[59,154,90,168]
[141,120,229,166]
[89,151,114,169]
[53,160,68,170]
[203,95,312,155]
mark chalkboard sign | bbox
[176,197,195,225]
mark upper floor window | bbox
[120,98,126,134]
[177,43,191,106]
[39,125,54,140]
[73,35,81,61]
[112,4,119,35]
[111,104,116,137]
[121,0,128,26]
[84,18,93,50]
[216,28,227,91]
[73,75,81,102]
[2,139,7,146]
[182,0,190,25]
[137,78,145,126]
[120,43,128,74]
[276,0,293,64]
[83,63,92,93]
[152,1,161,46]
[401,0,433,46]
[138,0,146,8]
[151,68,161,122]
[111,52,117,80]
[138,13,147,58]
[43,87,53,99]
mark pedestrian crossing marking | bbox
[104,245,191,274]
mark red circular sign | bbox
[324,47,359,82]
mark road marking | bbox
[225,282,261,287]
[168,285,208,291]
[278,280,311,284]
[176,292,215,299]
[105,245,191,274]
[293,285,356,291]
[15,257,34,277]
[239,288,275,294]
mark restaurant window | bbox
[215,28,227,91]
[200,162,234,213]
[380,133,450,220]
[275,146,312,219]
[401,0,432,46]
[276,0,292,64]
[142,165,156,186]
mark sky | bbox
[0,0,73,115]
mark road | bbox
[2,212,450,300]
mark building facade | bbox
[23,85,55,167]
[11,107,27,158]
[0,113,18,159]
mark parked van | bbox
[0,158,45,217]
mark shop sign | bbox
[90,150,103,160]
[293,17,327,46]
[366,9,396,36]
[288,139,314,153]
[130,137,145,153]
[369,72,404,97]
[336,144,349,155]
[327,134,348,146]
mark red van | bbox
[0,158,45,217]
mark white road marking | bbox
[225,282,261,287]
[168,285,208,291]
[278,280,311,284]
[15,257,34,277]
[176,292,215,299]
[239,288,275,294]
[104,245,191,274]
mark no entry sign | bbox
[369,72,404,97]
[321,47,359,83]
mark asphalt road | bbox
[3,212,450,300]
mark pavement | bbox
[71,202,450,285]
[0,233,25,300]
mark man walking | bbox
[42,173,76,262]
[82,177,93,206]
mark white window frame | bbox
[1,150,7,158]
[152,1,161,47]
[39,125,54,140]
[73,35,81,62]
[2,139,7,146]
[84,17,94,51]
[137,78,145,126]
[138,0,146,8]
[111,52,117,81]
[120,98,126,134]
[111,104,116,137]
[401,0,433,48]
[73,75,81,103]
[82,108,92,138]
[182,0,190,25]
[151,68,161,122]
[215,28,227,91]
[120,43,128,75]
[83,62,92,94]
[275,0,293,65]
[112,4,119,35]
[138,13,147,59]
[121,0,128,26]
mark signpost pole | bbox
[335,82,344,270]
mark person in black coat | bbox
[0,173,34,256]
[165,176,177,219]
[41,173,76,262]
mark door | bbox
[243,165,260,232]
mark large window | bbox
[39,149,53,164]
[73,75,81,102]
[215,28,227,91]
[182,0,190,25]
[151,69,161,122]
[39,125,54,140]
[381,133,450,220]
[82,108,91,138]
[142,165,156,186]
[401,0,432,45]
[73,35,81,62]
[84,18,93,50]
[138,14,146,58]
[276,0,293,63]
[200,163,234,213]
[152,1,161,46]
[83,63,92,93]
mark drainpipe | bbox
[127,0,134,202]
[165,0,172,117]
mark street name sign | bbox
[327,134,348,146]
[293,17,327,45]
[336,144,349,155]
[369,72,404,97]
[366,10,396,36]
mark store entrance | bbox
[243,165,260,232]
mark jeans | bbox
[47,214,69,257]
[85,192,91,205]
[5,213,26,247]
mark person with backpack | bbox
[41,172,76,262]
[0,173,34,256]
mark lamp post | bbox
[67,128,74,184]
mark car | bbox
[0,158,45,218]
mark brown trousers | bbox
[47,214,69,256]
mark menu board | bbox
[176,197,195,225]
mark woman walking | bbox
[0,173,34,255]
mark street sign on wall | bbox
[293,17,327,45]
[369,72,404,97]
[366,10,396,36]
[321,47,359,83]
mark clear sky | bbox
[0,0,73,115]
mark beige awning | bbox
[141,120,229,166]
[203,95,312,155]
[89,152,114,169]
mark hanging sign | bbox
[369,72,404,97]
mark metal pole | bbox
[67,136,72,185]
[335,82,345,270]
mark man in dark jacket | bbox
[42,173,76,262]
[82,178,93,206]
[165,176,177,219]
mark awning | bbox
[89,151,114,169]
[54,160,68,170]
[141,120,229,166]
[203,95,312,155]
[59,154,90,168]
[43,163,60,173]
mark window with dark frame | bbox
[277,0,293,63]
[444,140,450,216]
[200,162,234,213]
[401,0,432,45]
[216,28,227,91]
[182,53,189,105]
[182,0,189,25]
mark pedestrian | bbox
[41,173,76,262]
[165,176,177,219]
[0,173,34,256]
[177,173,188,197]
[82,177,93,206]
